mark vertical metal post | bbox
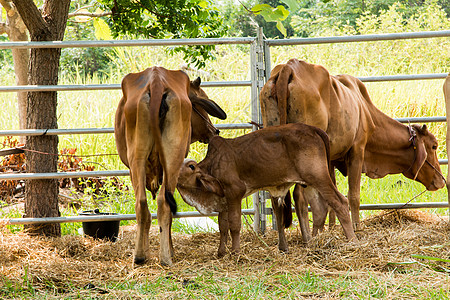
[250,33,260,233]
[250,27,267,234]
[263,38,271,82]
[262,31,273,232]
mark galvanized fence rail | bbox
[1,30,449,228]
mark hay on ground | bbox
[0,209,449,298]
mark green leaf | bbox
[411,254,450,263]
[281,0,301,13]
[251,4,266,13]
[251,3,289,36]
[198,1,208,9]
[93,18,113,40]
[275,5,290,21]
[253,4,289,22]
[276,20,287,37]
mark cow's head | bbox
[403,124,445,191]
[188,77,227,143]
[177,159,226,214]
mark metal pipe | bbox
[0,81,252,92]
[358,202,449,210]
[0,157,446,180]
[4,202,447,225]
[2,115,444,137]
[295,202,449,212]
[267,30,450,46]
[360,73,448,82]
[0,74,445,93]
[0,170,130,180]
[0,37,256,50]
[0,123,252,137]
[396,116,446,123]
[3,209,256,225]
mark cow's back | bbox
[203,123,330,195]
[115,67,191,193]
[260,59,375,160]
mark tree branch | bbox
[0,0,13,13]
[11,0,49,38]
[68,11,112,19]
[0,22,8,35]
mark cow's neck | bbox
[199,136,231,173]
[363,110,416,178]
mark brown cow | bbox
[260,59,445,240]
[444,74,450,209]
[176,123,356,257]
[115,67,226,266]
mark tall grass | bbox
[0,22,449,233]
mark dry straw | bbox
[1,210,449,298]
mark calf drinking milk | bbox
[177,123,356,257]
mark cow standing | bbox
[260,59,445,240]
[444,74,450,211]
[115,67,226,266]
[177,123,356,257]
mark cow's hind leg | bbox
[299,151,356,241]
[327,166,337,229]
[318,186,356,241]
[157,186,174,266]
[129,157,152,265]
[157,98,192,266]
[304,187,328,237]
[293,184,312,243]
[271,195,288,252]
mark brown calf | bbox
[177,123,356,257]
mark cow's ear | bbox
[420,124,428,135]
[192,77,201,88]
[199,174,224,197]
[413,124,428,135]
[193,98,227,120]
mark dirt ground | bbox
[1,209,449,298]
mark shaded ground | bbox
[1,210,449,299]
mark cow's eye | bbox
[188,164,195,170]
[432,145,437,150]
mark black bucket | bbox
[79,209,120,242]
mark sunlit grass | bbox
[0,41,448,234]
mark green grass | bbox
[1,267,448,299]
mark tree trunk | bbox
[12,0,70,236]
[24,49,61,236]
[0,0,29,143]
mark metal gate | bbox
[1,29,449,232]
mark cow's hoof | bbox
[347,235,359,243]
[279,248,289,254]
[134,256,146,265]
[160,258,173,267]
[353,223,365,232]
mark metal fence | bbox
[1,30,449,229]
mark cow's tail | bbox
[274,65,293,125]
[282,191,293,228]
[149,79,177,214]
[316,128,333,175]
